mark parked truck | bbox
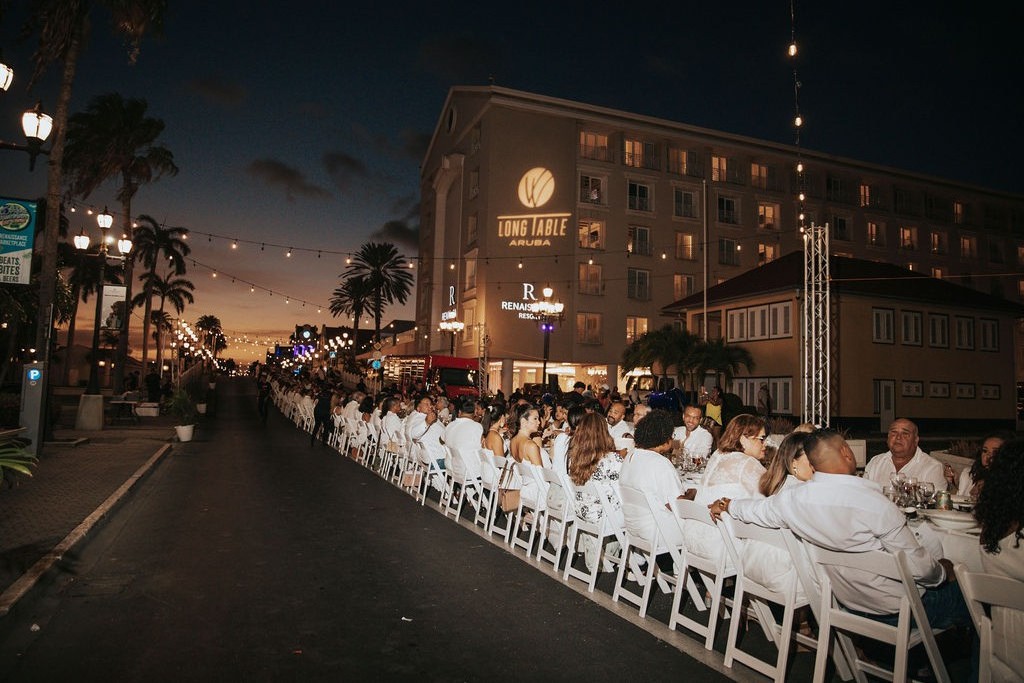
[379,355,479,400]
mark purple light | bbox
[540,323,554,332]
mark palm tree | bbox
[137,272,194,374]
[62,92,178,391]
[195,315,223,359]
[342,242,414,343]
[620,325,701,391]
[130,215,190,368]
[23,0,168,356]
[329,275,373,356]
[59,241,123,385]
[693,337,755,389]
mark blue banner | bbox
[0,197,37,285]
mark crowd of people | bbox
[255,365,1022,682]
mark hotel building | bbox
[416,86,1024,400]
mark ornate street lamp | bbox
[74,207,131,395]
[439,319,465,356]
[0,101,53,170]
[529,286,565,388]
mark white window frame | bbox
[627,268,651,300]
[627,180,652,212]
[580,174,605,205]
[769,302,792,338]
[979,318,998,352]
[928,314,949,348]
[576,312,603,345]
[578,218,605,249]
[673,274,694,301]
[873,308,895,344]
[625,316,648,344]
[900,310,922,346]
[628,225,651,256]
[578,263,603,295]
[727,309,747,341]
[954,316,974,350]
[747,305,769,340]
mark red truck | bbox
[380,354,480,399]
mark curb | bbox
[0,443,173,617]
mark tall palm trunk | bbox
[113,193,134,392]
[62,283,82,385]
[139,262,156,368]
[154,294,166,375]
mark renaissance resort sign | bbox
[496,167,571,247]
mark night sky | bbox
[1,1,1021,362]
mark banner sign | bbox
[0,197,37,285]
[100,285,127,330]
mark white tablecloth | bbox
[911,518,983,572]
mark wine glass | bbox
[916,482,935,508]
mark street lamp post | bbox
[74,208,131,396]
[439,319,464,355]
[0,100,53,171]
[529,286,564,389]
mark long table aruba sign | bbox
[0,197,37,285]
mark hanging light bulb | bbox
[449,263,455,270]
[788,42,797,57]
[286,247,292,257]
[518,259,523,269]
[794,115,803,127]
[799,192,806,201]
[250,286,255,293]
[796,162,804,173]
[231,240,238,249]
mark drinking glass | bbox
[916,482,935,508]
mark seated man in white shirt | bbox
[710,428,971,631]
[864,418,945,491]
[606,401,635,454]
[619,409,687,573]
[341,391,364,422]
[671,405,713,462]
[442,398,484,462]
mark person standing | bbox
[310,383,334,446]
[756,383,772,417]
[257,379,271,424]
[144,365,161,403]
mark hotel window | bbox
[627,180,652,211]
[930,231,947,255]
[578,263,603,295]
[627,268,651,300]
[668,148,688,175]
[769,302,792,338]
[578,219,605,249]
[462,306,476,344]
[860,183,872,207]
[625,316,648,344]
[627,225,651,256]
[711,155,727,182]
[988,240,1004,264]
[867,221,885,246]
[718,237,741,266]
[955,316,974,350]
[758,202,778,230]
[576,312,603,345]
[466,213,478,245]
[624,138,657,169]
[727,309,747,341]
[979,319,998,351]
[673,274,694,301]
[468,168,479,198]
[953,200,964,225]
[826,175,845,202]
[673,188,697,218]
[931,266,946,280]
[899,226,918,251]
[928,314,949,348]
[758,242,778,265]
[872,308,894,343]
[579,131,610,161]
[580,174,605,204]
[751,163,768,190]
[831,216,851,242]
[960,235,977,259]
[675,232,696,260]
[464,257,477,291]
[718,196,738,224]
[901,311,922,346]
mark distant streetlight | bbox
[529,286,565,388]
[74,207,131,395]
[439,319,465,356]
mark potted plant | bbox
[168,387,198,442]
[1,435,38,487]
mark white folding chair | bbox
[442,446,484,521]
[718,513,816,682]
[954,563,1024,683]
[413,442,448,506]
[807,545,951,683]
[476,449,502,532]
[509,461,548,556]
[489,454,516,542]
[613,485,674,619]
[536,466,573,570]
[563,480,625,592]
[655,498,736,650]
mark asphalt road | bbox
[0,379,735,682]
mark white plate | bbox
[922,509,978,531]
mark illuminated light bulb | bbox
[286,248,292,257]
[449,263,455,270]
[250,286,255,292]
[345,257,351,264]
[788,42,797,57]
[794,115,803,127]
[408,262,414,268]
[796,162,804,173]
[799,213,805,221]
[588,257,593,265]
[232,241,238,249]
[799,192,806,201]
[518,259,523,269]
[661,252,667,259]
[736,244,742,251]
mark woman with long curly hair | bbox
[943,431,1013,498]
[974,436,1024,679]
[567,412,624,572]
[758,431,814,497]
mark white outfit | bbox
[342,399,361,422]
[955,466,977,497]
[685,451,765,565]
[981,534,1024,681]
[571,454,623,524]
[443,416,484,455]
[864,447,945,492]
[404,410,427,444]
[619,448,686,547]
[380,411,404,448]
[608,419,635,454]
[729,472,945,616]
[549,432,570,475]
[671,425,714,460]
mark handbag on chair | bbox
[498,459,522,513]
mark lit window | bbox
[578,263,602,295]
[930,231,947,255]
[899,226,917,251]
[673,274,694,300]
[758,203,777,230]
[751,163,768,190]
[953,200,964,225]
[624,138,656,169]
[711,155,727,182]
[578,219,605,249]
[580,175,604,204]
[859,183,872,207]
[576,313,603,345]
[960,235,977,259]
[627,226,651,256]
[675,232,696,260]
[758,242,778,265]
[867,222,885,246]
[579,131,609,161]
[625,316,648,344]
[668,148,688,175]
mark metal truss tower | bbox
[477,325,490,396]
[802,222,831,427]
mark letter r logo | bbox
[523,283,536,301]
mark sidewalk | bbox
[0,416,176,610]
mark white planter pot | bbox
[175,424,195,442]
[196,403,207,414]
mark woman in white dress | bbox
[943,431,1012,499]
[509,403,545,511]
[567,412,624,572]
[975,437,1024,681]
[685,414,768,565]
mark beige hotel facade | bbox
[415,86,1024,400]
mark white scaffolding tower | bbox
[477,325,490,396]
[802,223,831,427]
